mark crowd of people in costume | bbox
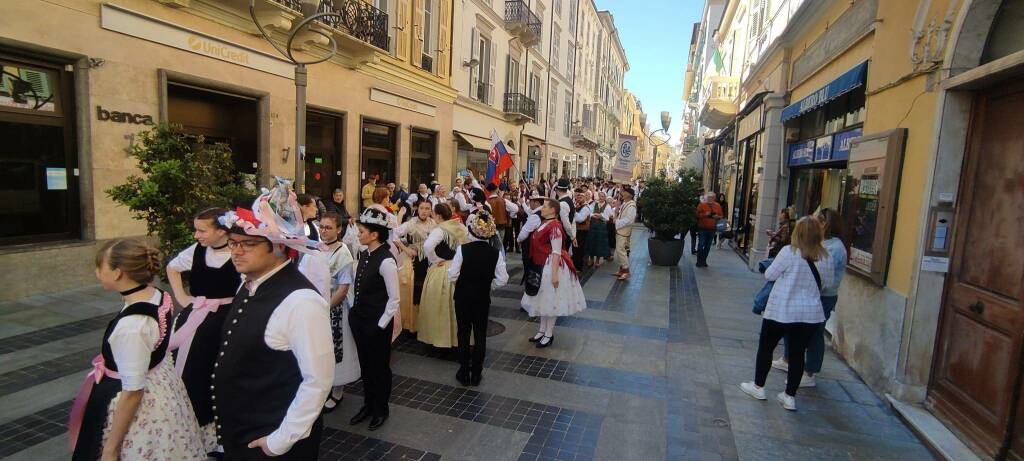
[70,170,645,460]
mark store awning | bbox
[781,61,868,122]
[453,131,491,151]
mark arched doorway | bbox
[927,1,1024,458]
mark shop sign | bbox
[96,106,154,125]
[831,127,863,161]
[737,104,763,140]
[370,88,437,117]
[781,61,868,122]
[814,135,833,162]
[100,4,293,79]
[787,140,816,166]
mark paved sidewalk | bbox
[0,228,932,460]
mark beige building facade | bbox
[0,0,458,300]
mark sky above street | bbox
[594,0,703,144]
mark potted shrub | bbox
[637,168,701,266]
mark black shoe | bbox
[323,392,343,414]
[456,368,471,386]
[368,414,389,431]
[536,336,554,348]
[349,406,371,425]
[528,332,545,343]
[470,371,482,386]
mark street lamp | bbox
[640,110,671,177]
[249,0,341,193]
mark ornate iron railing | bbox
[270,0,302,11]
[504,0,542,40]
[503,92,537,119]
[314,0,390,51]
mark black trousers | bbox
[223,417,323,461]
[754,319,817,396]
[455,296,490,374]
[572,229,589,269]
[349,313,392,417]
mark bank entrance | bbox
[166,82,258,182]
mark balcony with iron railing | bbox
[504,0,542,47]
[503,92,537,122]
[697,76,740,129]
[570,124,599,149]
[176,0,389,68]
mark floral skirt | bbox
[101,360,205,460]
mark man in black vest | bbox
[448,211,509,386]
[348,208,401,430]
[554,178,577,251]
[214,211,333,460]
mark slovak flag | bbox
[485,129,515,186]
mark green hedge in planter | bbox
[638,168,702,240]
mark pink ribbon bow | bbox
[168,296,232,377]
[67,355,120,451]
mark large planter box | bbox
[648,238,684,266]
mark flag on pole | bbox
[711,47,725,73]
[485,129,515,186]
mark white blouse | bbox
[167,242,231,272]
[107,290,163,391]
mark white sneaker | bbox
[777,392,797,411]
[740,382,766,400]
[771,358,789,372]
[799,375,816,388]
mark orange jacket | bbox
[696,202,724,230]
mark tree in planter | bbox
[638,168,701,240]
[107,123,252,273]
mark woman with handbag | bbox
[740,217,833,411]
[522,199,587,348]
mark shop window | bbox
[0,57,79,245]
[361,121,397,184]
[410,130,437,188]
[456,149,487,179]
[788,167,848,219]
[167,83,258,178]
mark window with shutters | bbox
[470,31,493,104]
[505,56,520,95]
[566,43,575,78]
[374,0,397,55]
[548,85,558,131]
[421,0,438,72]
[563,90,572,137]
[554,0,561,17]
[569,1,577,35]
[528,71,542,120]
[551,28,560,73]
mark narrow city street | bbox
[0,229,931,461]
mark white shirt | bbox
[763,246,834,324]
[447,237,510,287]
[454,191,474,212]
[239,261,333,456]
[518,208,543,242]
[108,290,163,391]
[167,242,231,272]
[486,194,520,216]
[615,200,637,231]
[574,203,593,223]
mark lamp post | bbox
[639,110,672,177]
[249,0,341,193]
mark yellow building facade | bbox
[0,0,457,300]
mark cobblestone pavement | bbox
[0,228,933,460]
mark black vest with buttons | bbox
[352,245,395,323]
[453,240,500,304]
[211,262,316,447]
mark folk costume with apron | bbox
[521,220,587,318]
[327,241,360,387]
[417,219,467,347]
[69,289,205,461]
[395,216,436,332]
[167,243,240,451]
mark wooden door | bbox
[929,81,1024,459]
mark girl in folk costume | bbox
[296,193,321,241]
[585,191,614,267]
[522,199,587,348]
[417,203,468,348]
[165,207,241,455]
[318,212,360,413]
[392,199,437,332]
[70,239,204,461]
[349,208,402,431]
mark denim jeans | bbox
[783,295,838,374]
[696,230,715,265]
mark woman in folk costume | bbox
[417,202,468,348]
[70,239,204,461]
[584,191,614,267]
[165,207,241,455]
[392,199,436,332]
[522,199,587,348]
[317,212,361,414]
[349,208,402,431]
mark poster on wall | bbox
[787,139,816,166]
[611,135,637,183]
[814,135,833,162]
[831,127,863,161]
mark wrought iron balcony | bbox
[313,0,389,51]
[571,125,599,149]
[503,92,537,121]
[504,0,542,47]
